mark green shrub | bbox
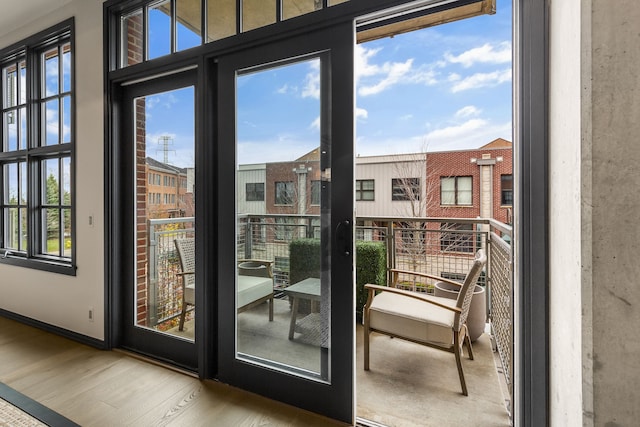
[289,238,321,285]
[355,241,386,322]
[288,238,386,322]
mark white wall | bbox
[588,1,640,425]
[355,155,426,217]
[548,0,585,424]
[237,165,266,215]
[549,0,640,425]
[0,0,105,340]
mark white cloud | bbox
[355,45,439,97]
[422,119,512,151]
[359,58,414,96]
[455,105,482,118]
[301,60,321,99]
[451,68,512,93]
[310,116,320,130]
[356,120,512,156]
[399,114,413,121]
[445,41,512,68]
[277,84,289,94]
[356,107,368,120]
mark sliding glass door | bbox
[216,22,355,423]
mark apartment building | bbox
[145,157,193,218]
[0,1,637,426]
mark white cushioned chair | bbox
[363,249,487,396]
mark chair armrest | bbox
[388,268,463,289]
[364,284,461,313]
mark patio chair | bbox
[237,259,274,321]
[174,237,195,331]
[363,249,487,396]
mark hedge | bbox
[288,238,387,322]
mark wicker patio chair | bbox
[174,238,195,331]
[363,249,487,396]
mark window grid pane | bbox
[118,0,351,68]
[148,1,172,60]
[3,61,27,152]
[1,27,74,267]
[176,0,202,51]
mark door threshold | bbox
[356,417,389,427]
[113,348,199,378]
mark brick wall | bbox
[135,98,147,326]
[425,147,512,224]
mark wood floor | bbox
[0,316,344,427]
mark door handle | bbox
[335,220,352,257]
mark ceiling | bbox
[0,0,76,40]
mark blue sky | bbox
[144,0,512,167]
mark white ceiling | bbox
[0,0,75,39]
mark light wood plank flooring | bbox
[0,316,344,427]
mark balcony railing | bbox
[146,214,513,401]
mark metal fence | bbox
[147,217,195,326]
[487,220,513,397]
[145,214,513,406]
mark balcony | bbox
[144,215,512,425]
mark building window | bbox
[310,180,321,205]
[440,176,472,206]
[274,217,293,241]
[501,174,513,206]
[246,182,264,201]
[392,178,420,201]
[0,21,75,273]
[440,223,474,253]
[275,181,294,205]
[356,179,374,201]
[118,0,344,68]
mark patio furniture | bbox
[237,260,274,321]
[363,249,487,396]
[283,277,322,342]
[174,238,195,331]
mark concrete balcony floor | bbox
[172,298,511,426]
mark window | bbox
[274,217,293,241]
[275,181,294,205]
[501,174,513,206]
[246,182,264,201]
[392,178,420,201]
[311,180,321,205]
[440,176,472,206]
[0,21,75,273]
[440,223,474,253]
[119,0,349,68]
[356,179,374,201]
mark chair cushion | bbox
[237,275,273,309]
[184,285,195,305]
[369,292,456,347]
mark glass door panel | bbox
[133,86,196,341]
[120,70,197,370]
[217,21,354,423]
[236,58,329,379]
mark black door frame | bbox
[104,1,550,425]
[215,22,355,423]
[114,69,198,370]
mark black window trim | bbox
[355,178,375,201]
[391,177,420,201]
[0,18,76,276]
[245,182,264,202]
